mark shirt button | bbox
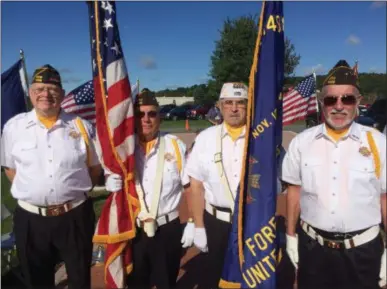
[234,174,238,177]
[49,159,52,163]
[50,189,54,192]
[234,159,238,162]
[333,176,336,180]
[48,145,52,148]
[333,161,337,164]
[332,193,336,196]
[331,211,335,214]
[49,175,52,178]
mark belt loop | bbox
[38,207,43,216]
[84,192,88,199]
[165,214,169,223]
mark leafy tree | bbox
[208,15,301,98]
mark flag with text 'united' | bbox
[87,1,139,288]
[1,59,28,133]
[219,2,285,289]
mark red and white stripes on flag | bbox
[88,1,140,288]
[283,74,318,126]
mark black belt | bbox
[307,224,368,241]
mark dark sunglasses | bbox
[136,110,158,118]
[322,94,358,107]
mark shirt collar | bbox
[135,131,162,156]
[221,122,246,139]
[315,122,361,142]
[25,109,71,129]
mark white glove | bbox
[105,174,122,192]
[379,248,386,288]
[181,222,195,248]
[286,234,299,270]
[194,227,208,253]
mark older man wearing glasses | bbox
[185,82,250,288]
[282,60,387,289]
[1,64,102,289]
[105,88,192,289]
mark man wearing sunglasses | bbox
[282,60,386,289]
[104,88,192,289]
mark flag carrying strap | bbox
[215,125,235,213]
[135,136,166,219]
[366,131,380,179]
[75,117,91,167]
[171,138,182,173]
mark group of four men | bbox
[1,60,386,289]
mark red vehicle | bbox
[187,104,211,120]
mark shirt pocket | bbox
[300,157,323,194]
[59,138,87,169]
[12,140,38,169]
[348,158,378,198]
[162,160,181,193]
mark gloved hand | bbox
[194,227,208,253]
[286,234,299,269]
[379,248,386,288]
[105,174,122,192]
[181,222,195,248]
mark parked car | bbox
[164,105,193,121]
[187,104,212,120]
[356,97,386,132]
[159,104,176,119]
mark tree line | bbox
[153,15,386,105]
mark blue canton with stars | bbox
[295,74,316,98]
[88,1,126,92]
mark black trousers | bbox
[197,211,232,289]
[13,198,95,289]
[298,226,384,289]
[126,218,183,289]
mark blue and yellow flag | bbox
[219,2,285,288]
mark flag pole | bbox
[19,49,31,110]
[312,70,320,124]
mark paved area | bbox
[54,130,298,289]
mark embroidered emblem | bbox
[246,156,259,204]
[164,152,174,162]
[69,130,80,139]
[359,146,371,157]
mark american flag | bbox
[88,1,139,288]
[282,74,318,126]
[61,80,95,124]
[61,80,139,126]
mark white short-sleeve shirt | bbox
[1,110,100,206]
[135,133,189,217]
[281,122,386,232]
[186,124,245,209]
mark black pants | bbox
[197,211,232,289]
[13,199,95,289]
[126,218,183,289]
[298,226,384,289]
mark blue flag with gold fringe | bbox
[219,2,285,288]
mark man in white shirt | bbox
[282,60,387,289]
[1,65,102,289]
[186,82,248,288]
[105,89,193,289]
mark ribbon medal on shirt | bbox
[164,152,174,162]
[69,130,81,139]
[359,146,371,157]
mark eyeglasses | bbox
[33,87,62,95]
[322,94,359,107]
[222,99,247,108]
[136,111,158,118]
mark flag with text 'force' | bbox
[219,2,285,289]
